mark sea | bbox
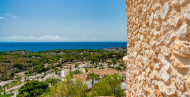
[0,42,127,52]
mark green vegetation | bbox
[70,70,82,75]
[42,74,125,97]
[91,74,125,97]
[17,80,49,97]
[87,73,99,87]
[0,48,126,81]
[0,48,126,96]
[42,74,88,97]
[45,78,60,86]
[0,85,6,96]
[0,94,9,97]
[6,81,22,89]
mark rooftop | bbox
[74,68,121,81]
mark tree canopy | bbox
[87,73,99,87]
[17,80,49,97]
[42,74,88,97]
[90,73,125,97]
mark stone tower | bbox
[125,0,190,96]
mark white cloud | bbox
[5,13,18,19]
[1,35,123,42]
[0,35,95,42]
[0,16,5,19]
[4,35,64,41]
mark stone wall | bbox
[125,0,190,96]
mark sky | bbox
[0,0,127,42]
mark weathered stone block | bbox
[167,11,180,27]
[165,85,176,95]
[183,7,190,19]
[170,41,190,58]
[159,69,170,82]
[160,2,170,19]
[176,24,188,39]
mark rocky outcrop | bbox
[126,0,190,96]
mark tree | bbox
[46,78,60,86]
[17,80,49,97]
[10,72,15,78]
[42,74,88,97]
[75,64,79,68]
[69,66,72,73]
[13,63,23,70]
[90,79,114,96]
[15,75,21,81]
[86,73,99,87]
[85,68,89,72]
[71,70,81,75]
[90,74,125,97]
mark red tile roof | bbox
[74,68,120,81]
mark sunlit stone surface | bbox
[126,0,190,96]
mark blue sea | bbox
[0,42,127,52]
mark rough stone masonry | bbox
[125,0,190,96]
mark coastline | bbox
[0,42,127,52]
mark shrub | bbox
[17,80,49,97]
[42,74,88,97]
[45,78,60,86]
[90,74,125,97]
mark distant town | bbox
[0,47,127,97]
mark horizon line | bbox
[0,41,127,43]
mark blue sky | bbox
[0,0,126,42]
